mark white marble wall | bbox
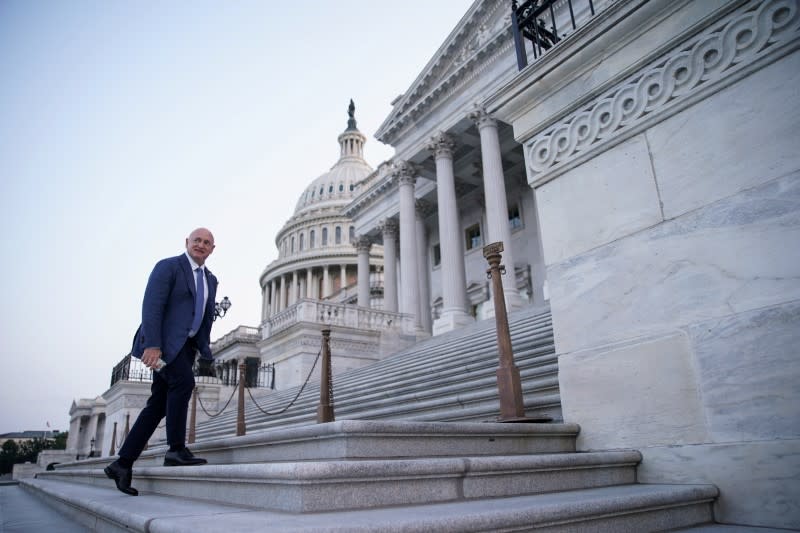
[512,7,800,529]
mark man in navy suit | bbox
[105,227,219,496]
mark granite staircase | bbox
[200,305,562,439]
[20,306,720,531]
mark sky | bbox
[0,0,475,434]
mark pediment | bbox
[376,0,511,143]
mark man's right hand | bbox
[142,347,163,369]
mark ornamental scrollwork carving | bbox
[526,0,800,181]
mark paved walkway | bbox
[0,483,89,532]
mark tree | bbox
[0,440,20,475]
[53,431,68,450]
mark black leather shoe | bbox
[104,460,138,496]
[163,447,207,466]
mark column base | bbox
[432,309,475,336]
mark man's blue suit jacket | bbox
[131,253,218,364]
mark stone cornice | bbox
[375,0,513,145]
[343,167,399,217]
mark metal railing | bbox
[511,0,596,70]
[110,353,274,389]
[110,353,154,387]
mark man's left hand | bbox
[197,358,215,377]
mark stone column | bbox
[305,268,313,299]
[291,271,299,305]
[427,132,473,334]
[279,274,287,311]
[395,161,420,328]
[339,264,348,292]
[271,279,278,315]
[323,265,331,298]
[381,219,399,312]
[356,235,372,307]
[469,106,523,310]
[415,200,433,333]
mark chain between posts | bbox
[246,350,323,416]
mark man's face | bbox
[185,228,215,265]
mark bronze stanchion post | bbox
[484,241,549,422]
[317,329,335,423]
[188,387,197,444]
[236,362,246,436]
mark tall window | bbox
[348,226,355,242]
[291,236,296,253]
[509,205,522,229]
[335,226,342,244]
[299,233,304,251]
[310,230,316,248]
[465,223,481,251]
[322,227,328,245]
[432,244,441,267]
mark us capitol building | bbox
[66,0,799,529]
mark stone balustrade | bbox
[211,325,261,351]
[265,299,409,338]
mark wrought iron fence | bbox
[110,353,154,386]
[110,353,275,389]
[511,0,596,70]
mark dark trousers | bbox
[118,339,196,463]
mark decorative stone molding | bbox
[392,159,419,185]
[427,132,456,159]
[355,235,372,253]
[380,218,399,238]
[468,104,497,130]
[525,0,800,186]
[377,0,514,144]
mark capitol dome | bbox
[260,100,386,321]
[293,100,373,216]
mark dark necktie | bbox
[191,267,204,335]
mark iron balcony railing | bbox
[110,353,275,389]
[511,0,596,71]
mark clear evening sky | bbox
[0,0,473,433]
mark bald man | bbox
[105,228,219,496]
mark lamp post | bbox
[214,296,232,320]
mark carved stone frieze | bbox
[525,0,800,184]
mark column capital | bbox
[426,131,455,159]
[415,199,433,218]
[467,105,497,130]
[392,159,418,185]
[380,218,399,238]
[355,235,372,253]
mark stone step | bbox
[56,421,580,469]
[20,477,718,532]
[39,450,643,512]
